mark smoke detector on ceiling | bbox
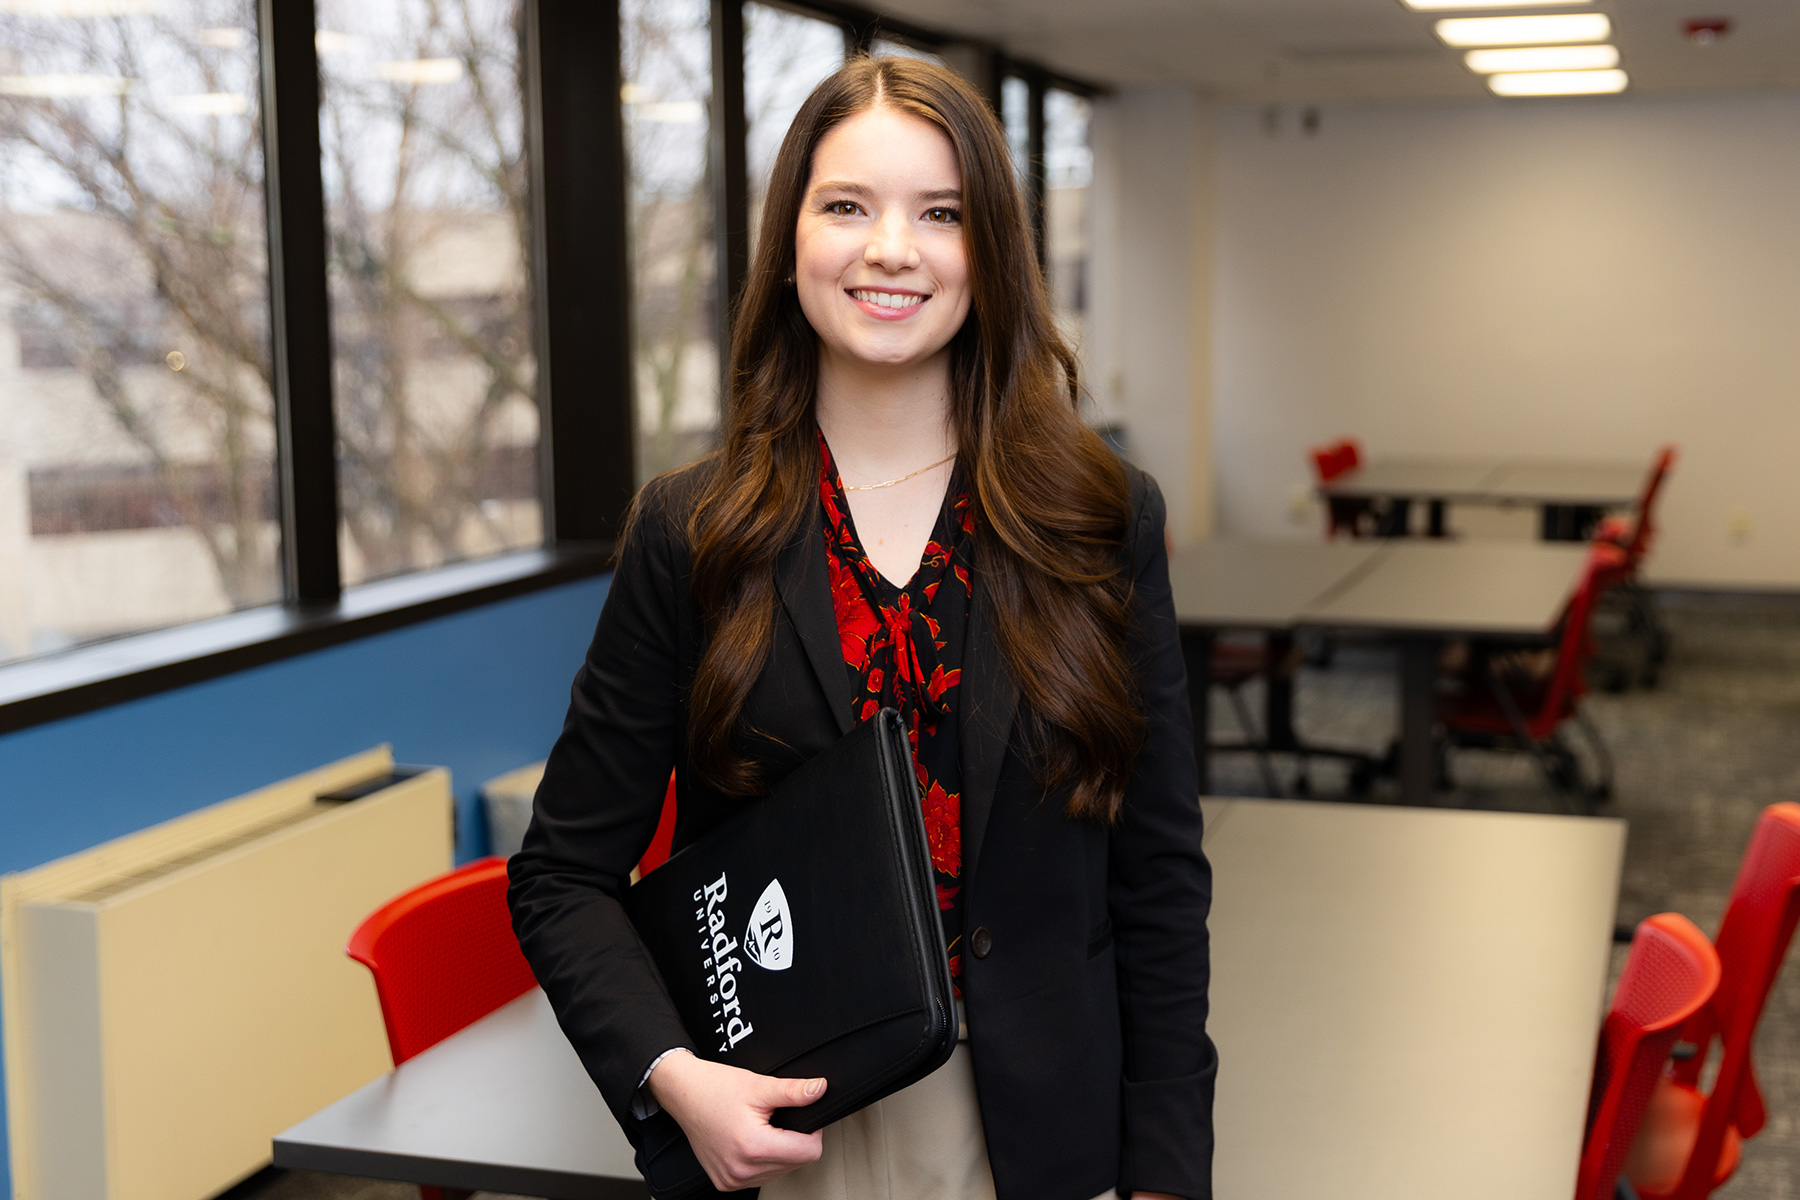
[1684,17,1732,45]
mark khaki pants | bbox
[760,1011,1120,1200]
[760,1041,999,1200]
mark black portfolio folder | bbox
[622,708,957,1198]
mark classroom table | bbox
[1203,797,1625,1198]
[1170,537,1592,804]
[1321,456,1642,539]
[275,799,1627,1200]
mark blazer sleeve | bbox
[1110,471,1218,1200]
[507,476,697,1129]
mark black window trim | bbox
[0,0,1100,738]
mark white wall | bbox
[1211,93,1800,588]
[1092,87,1216,544]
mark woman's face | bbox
[794,105,972,372]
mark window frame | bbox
[0,0,1100,737]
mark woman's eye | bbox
[924,207,961,225]
[825,200,860,216]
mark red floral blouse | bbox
[818,433,974,983]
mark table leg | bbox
[1182,628,1214,793]
[1398,637,1439,805]
[1264,633,1298,751]
[1427,499,1448,538]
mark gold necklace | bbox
[842,452,957,491]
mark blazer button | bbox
[970,926,993,959]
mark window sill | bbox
[0,544,613,735]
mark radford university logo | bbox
[745,879,794,971]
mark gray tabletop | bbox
[1167,538,1380,628]
[280,800,1625,1200]
[1170,537,1590,638]
[1202,797,1625,1200]
[1319,458,1504,501]
[1303,540,1593,638]
[1322,456,1642,509]
[1483,461,1644,508]
[275,989,643,1199]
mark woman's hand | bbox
[647,1049,827,1191]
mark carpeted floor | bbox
[236,592,1800,1200]
[1203,590,1800,1196]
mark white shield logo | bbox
[744,878,794,971]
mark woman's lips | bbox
[847,287,929,321]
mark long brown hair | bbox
[681,55,1143,820]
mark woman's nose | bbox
[864,210,921,271]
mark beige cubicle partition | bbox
[2,747,453,1200]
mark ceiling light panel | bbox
[1403,0,1588,8]
[1465,44,1619,73]
[1488,68,1629,96]
[1436,14,1612,47]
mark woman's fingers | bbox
[754,1073,828,1112]
[648,1054,830,1191]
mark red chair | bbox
[1309,437,1382,538]
[349,859,540,1200]
[1623,803,1800,1199]
[1576,914,1721,1200]
[1594,446,1677,687]
[347,857,538,1068]
[1437,542,1626,810]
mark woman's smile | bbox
[847,287,929,320]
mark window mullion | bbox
[258,0,342,604]
[525,0,635,545]
[711,0,750,356]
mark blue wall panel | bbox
[0,574,609,1200]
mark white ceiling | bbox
[866,0,1800,101]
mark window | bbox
[0,0,1102,725]
[868,37,945,68]
[744,2,845,258]
[622,0,718,483]
[0,0,278,665]
[1001,76,1031,186]
[1044,88,1093,355]
[315,0,540,586]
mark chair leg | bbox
[1224,685,1285,798]
[1574,708,1615,803]
[1485,675,1581,814]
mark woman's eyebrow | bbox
[809,180,874,198]
[917,188,962,203]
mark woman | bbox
[508,56,1214,1200]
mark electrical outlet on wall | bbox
[1728,508,1752,544]
[1288,483,1317,525]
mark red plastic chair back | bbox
[1655,803,1800,1198]
[347,857,537,1066]
[1309,437,1362,484]
[1577,914,1721,1200]
[1626,445,1677,564]
[1530,542,1627,734]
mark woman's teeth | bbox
[850,289,925,309]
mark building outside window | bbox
[868,37,945,68]
[1044,87,1092,360]
[744,2,844,261]
[1001,75,1030,186]
[0,0,277,665]
[622,0,717,483]
[315,0,540,587]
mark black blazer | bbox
[508,457,1216,1200]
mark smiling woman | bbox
[508,53,1214,1200]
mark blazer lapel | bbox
[775,512,856,736]
[959,577,1018,898]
